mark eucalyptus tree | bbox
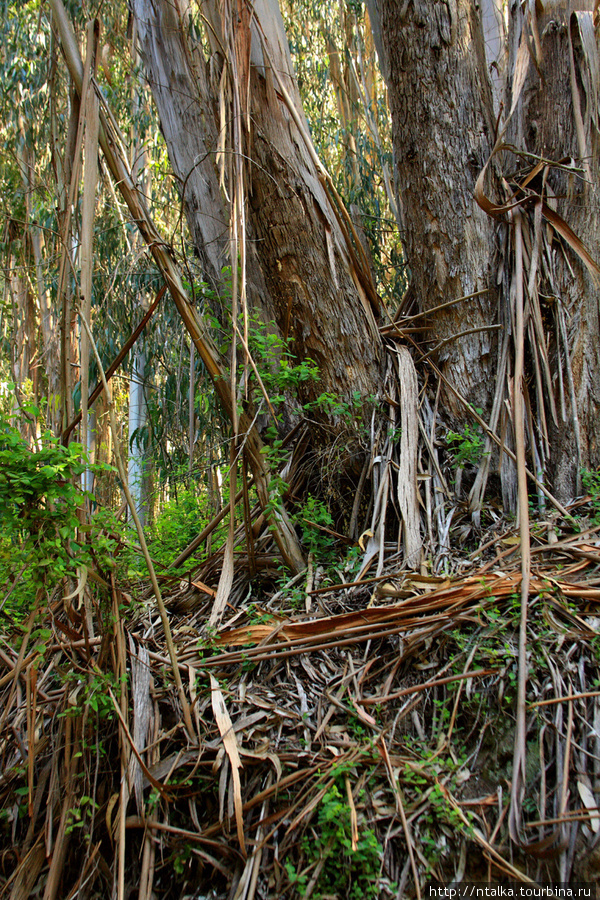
[130,0,386,412]
[128,0,423,567]
[0,0,224,520]
[368,0,600,507]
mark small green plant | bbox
[303,389,370,422]
[289,781,383,899]
[59,670,123,721]
[292,495,336,565]
[446,414,485,467]
[171,845,192,876]
[65,795,99,836]
[582,468,600,523]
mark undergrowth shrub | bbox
[582,468,600,523]
[0,406,117,616]
[286,779,384,899]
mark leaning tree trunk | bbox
[132,0,384,425]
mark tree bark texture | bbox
[370,0,499,416]
[131,0,385,420]
[505,4,600,497]
[372,0,600,503]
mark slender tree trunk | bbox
[128,346,148,526]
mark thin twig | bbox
[79,307,196,742]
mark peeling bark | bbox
[507,4,600,498]
[373,0,499,416]
[131,0,385,419]
[371,0,600,503]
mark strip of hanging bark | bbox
[394,345,422,567]
[209,484,236,628]
[105,686,168,797]
[62,285,165,443]
[475,142,600,282]
[49,0,304,574]
[568,14,593,187]
[509,210,531,846]
[126,636,152,812]
[253,12,380,325]
[210,675,246,856]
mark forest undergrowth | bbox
[2,413,600,900]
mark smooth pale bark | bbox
[128,347,147,526]
[131,0,384,417]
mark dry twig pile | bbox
[3,508,600,899]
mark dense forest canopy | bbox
[2,1,600,897]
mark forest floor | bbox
[2,500,600,899]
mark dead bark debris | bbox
[3,509,600,899]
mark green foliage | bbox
[582,468,600,523]
[0,410,85,532]
[59,670,123,721]
[304,389,366,421]
[0,408,117,610]
[119,478,213,583]
[292,494,336,564]
[65,795,100,837]
[246,315,320,403]
[147,483,208,564]
[287,780,383,899]
[446,414,486,467]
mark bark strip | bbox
[49,0,304,572]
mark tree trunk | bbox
[370,0,499,416]
[504,3,600,499]
[131,0,385,424]
[370,0,600,504]
[128,345,148,526]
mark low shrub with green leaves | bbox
[286,780,384,899]
[292,494,337,565]
[0,407,116,613]
[445,415,485,468]
[582,468,600,523]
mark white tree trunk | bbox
[128,347,147,525]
